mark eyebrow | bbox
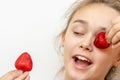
[73,19,88,25]
[73,19,106,30]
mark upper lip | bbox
[72,53,93,63]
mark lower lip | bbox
[72,59,92,70]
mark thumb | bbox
[0,70,23,80]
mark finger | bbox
[112,32,120,44]
[106,23,113,43]
[106,22,112,35]
[106,16,120,42]
[25,75,30,80]
[106,23,120,43]
[112,41,120,49]
[0,70,23,80]
[15,72,29,80]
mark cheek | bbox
[95,49,117,67]
[63,42,72,61]
[63,37,78,58]
[93,53,114,76]
[63,39,74,63]
[98,56,112,66]
[63,36,75,53]
[63,32,80,52]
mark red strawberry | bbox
[94,32,110,49]
[15,52,33,71]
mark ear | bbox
[113,57,120,66]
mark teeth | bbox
[76,56,90,62]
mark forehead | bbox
[70,3,120,27]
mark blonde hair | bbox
[55,0,120,80]
[61,0,120,37]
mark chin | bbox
[65,68,91,80]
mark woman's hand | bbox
[0,70,30,80]
[106,16,120,48]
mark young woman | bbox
[1,0,120,80]
[56,0,120,80]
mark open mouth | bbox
[72,55,92,69]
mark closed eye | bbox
[73,31,84,36]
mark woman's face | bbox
[62,3,120,80]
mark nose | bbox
[79,34,93,52]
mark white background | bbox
[0,0,75,80]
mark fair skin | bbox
[62,3,120,80]
[1,3,120,80]
[0,70,30,80]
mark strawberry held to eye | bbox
[94,32,110,49]
[15,52,33,71]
